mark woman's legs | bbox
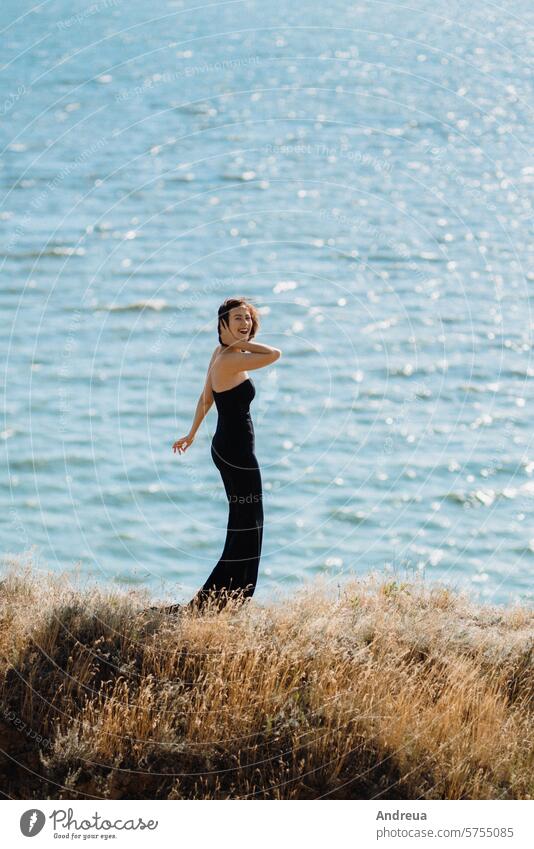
[188,451,263,613]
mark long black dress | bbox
[188,377,264,612]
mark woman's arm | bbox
[223,338,282,372]
[189,347,219,437]
[188,392,212,440]
[172,348,218,454]
[231,339,280,356]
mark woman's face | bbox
[223,306,253,342]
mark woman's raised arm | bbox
[223,338,281,372]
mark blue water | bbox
[1,1,533,606]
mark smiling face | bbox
[224,305,253,342]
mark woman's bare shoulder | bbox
[209,345,223,361]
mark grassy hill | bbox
[0,559,532,799]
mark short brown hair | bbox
[217,297,260,346]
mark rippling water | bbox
[1,1,532,605]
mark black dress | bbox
[188,377,264,612]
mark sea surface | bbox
[1,0,533,606]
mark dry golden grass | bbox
[0,556,532,800]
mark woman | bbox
[162,297,281,615]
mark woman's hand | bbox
[172,433,194,454]
[219,323,246,348]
